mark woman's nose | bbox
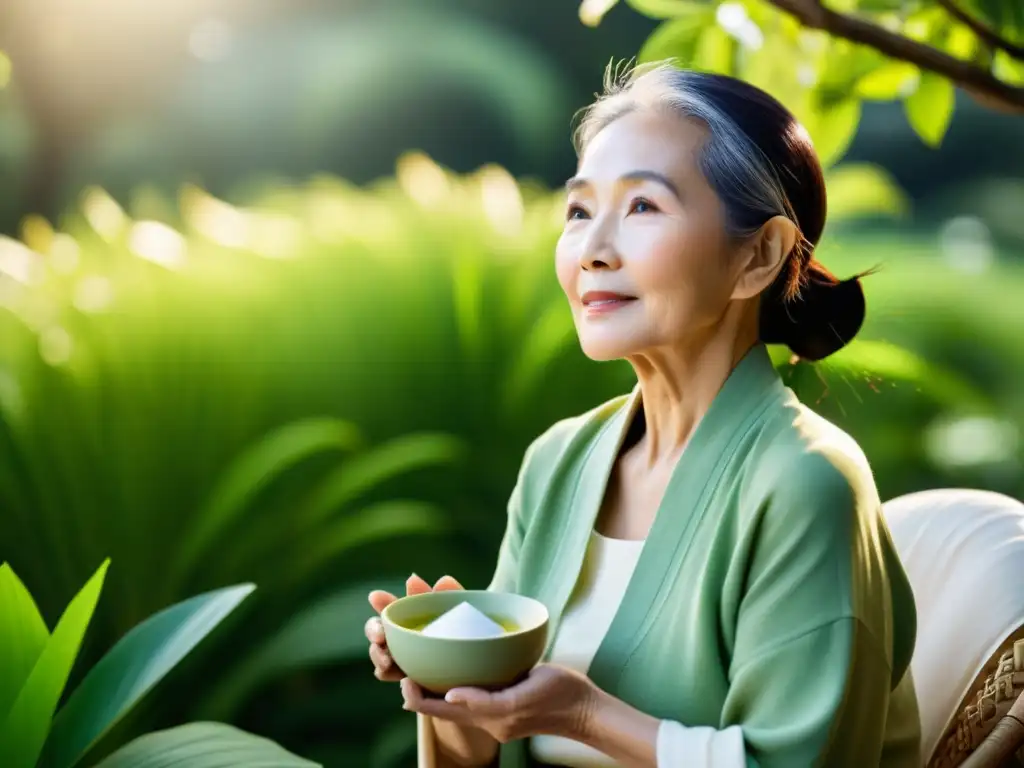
[580,239,622,271]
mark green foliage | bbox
[0,561,312,767]
[586,0,1024,163]
[0,157,1020,764]
[90,723,318,768]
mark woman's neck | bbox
[627,330,759,470]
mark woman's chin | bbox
[578,338,634,362]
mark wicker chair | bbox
[884,490,1024,768]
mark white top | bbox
[530,531,645,766]
[530,531,745,767]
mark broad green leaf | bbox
[0,564,49,723]
[91,722,319,768]
[451,247,484,361]
[40,583,254,768]
[904,72,955,147]
[198,579,402,721]
[579,0,620,27]
[803,95,861,169]
[825,163,909,220]
[370,716,418,768]
[173,418,361,584]
[626,0,708,19]
[637,11,714,64]
[814,340,988,409]
[300,433,464,529]
[0,560,108,768]
[503,296,577,413]
[855,62,918,100]
[291,500,451,585]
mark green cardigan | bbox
[488,345,921,767]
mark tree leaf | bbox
[994,50,1024,86]
[825,163,910,220]
[198,579,403,721]
[579,0,621,27]
[904,71,955,147]
[693,23,736,74]
[39,584,254,768]
[803,95,861,169]
[855,61,918,100]
[0,560,108,768]
[0,564,49,724]
[90,722,320,768]
[637,11,714,64]
[626,0,708,19]
[171,418,361,587]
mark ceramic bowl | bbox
[381,590,549,695]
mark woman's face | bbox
[556,108,742,362]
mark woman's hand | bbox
[401,663,599,744]
[365,573,463,682]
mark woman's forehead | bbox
[576,109,708,181]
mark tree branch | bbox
[768,0,1024,113]
[934,0,1024,61]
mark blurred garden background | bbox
[0,0,1022,765]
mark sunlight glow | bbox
[578,0,619,28]
[478,165,524,237]
[129,221,187,269]
[397,152,451,210]
[0,237,43,285]
[716,3,764,51]
[926,415,1019,469]
[38,326,73,366]
[183,186,248,248]
[73,275,114,313]
[49,234,81,275]
[188,18,234,62]
[82,188,128,242]
[940,216,993,274]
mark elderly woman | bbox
[366,61,925,767]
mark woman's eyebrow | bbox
[564,171,680,199]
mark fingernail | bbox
[445,691,461,704]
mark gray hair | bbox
[573,60,807,257]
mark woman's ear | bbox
[731,216,799,300]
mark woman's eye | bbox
[566,204,590,221]
[629,198,658,215]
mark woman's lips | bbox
[580,292,638,315]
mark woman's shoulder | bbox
[746,393,880,513]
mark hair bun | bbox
[760,260,866,362]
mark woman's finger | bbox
[402,679,472,721]
[364,616,386,644]
[370,644,404,682]
[406,574,432,595]
[370,642,392,671]
[433,575,464,591]
[368,590,397,615]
